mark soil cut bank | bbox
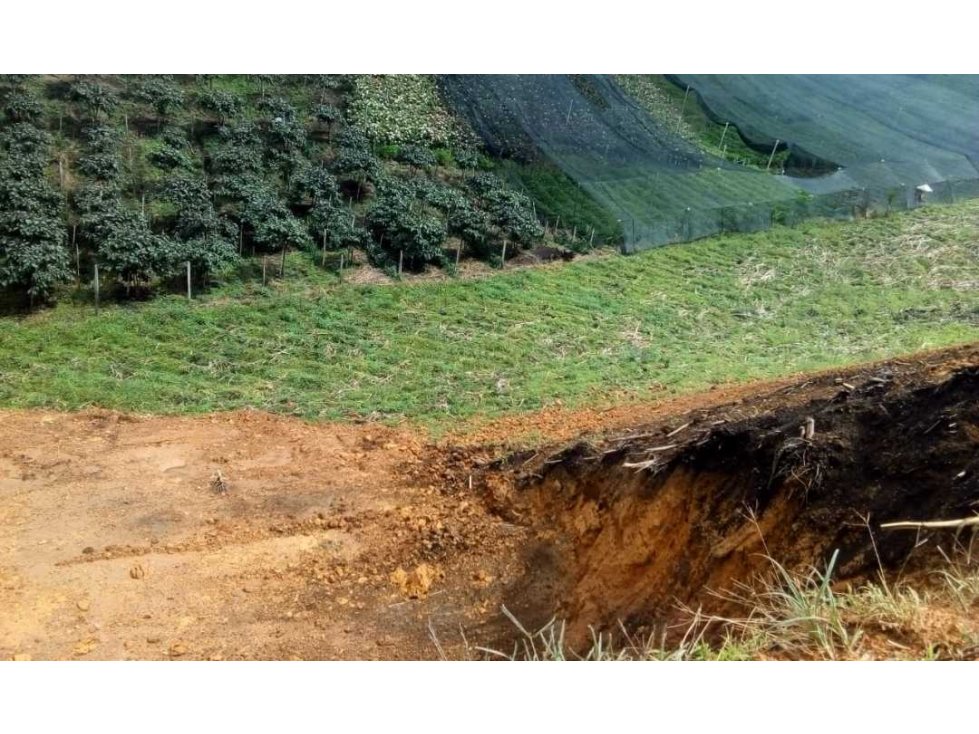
[3,344,979,659]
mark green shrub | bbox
[196,89,242,124]
[376,144,400,160]
[395,144,437,169]
[69,80,118,122]
[2,92,44,124]
[366,179,447,268]
[131,76,184,121]
[0,124,69,302]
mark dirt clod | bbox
[391,563,444,599]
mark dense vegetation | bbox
[616,75,791,171]
[0,74,558,308]
[504,161,623,248]
[2,201,978,430]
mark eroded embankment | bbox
[4,345,979,659]
[481,356,979,646]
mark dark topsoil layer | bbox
[449,344,979,643]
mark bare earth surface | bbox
[0,411,524,660]
[3,343,979,660]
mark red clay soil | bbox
[3,343,979,659]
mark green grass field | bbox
[3,201,979,431]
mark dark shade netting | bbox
[440,75,979,252]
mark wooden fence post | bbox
[72,224,79,284]
[186,261,192,301]
[94,263,100,314]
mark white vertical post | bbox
[675,85,691,133]
[766,139,781,171]
[72,224,79,284]
[718,122,730,151]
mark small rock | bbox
[472,569,494,587]
[169,642,188,657]
[73,638,98,656]
[76,599,90,612]
[12,653,32,661]
[81,546,95,555]
[390,563,444,599]
[129,564,145,580]
[146,636,161,644]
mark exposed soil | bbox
[3,344,979,659]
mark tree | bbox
[453,148,480,170]
[2,92,44,124]
[132,76,184,123]
[0,126,70,303]
[395,144,437,170]
[235,183,312,253]
[172,236,237,282]
[82,124,122,153]
[313,104,341,140]
[365,179,447,268]
[77,152,121,181]
[69,80,119,122]
[330,131,381,199]
[150,129,195,171]
[289,163,338,206]
[196,89,242,125]
[159,173,223,240]
[98,209,176,288]
[484,188,544,245]
[308,200,366,251]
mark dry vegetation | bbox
[470,545,979,661]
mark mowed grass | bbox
[3,201,979,430]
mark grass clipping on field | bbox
[461,547,979,661]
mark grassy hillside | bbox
[2,201,978,429]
